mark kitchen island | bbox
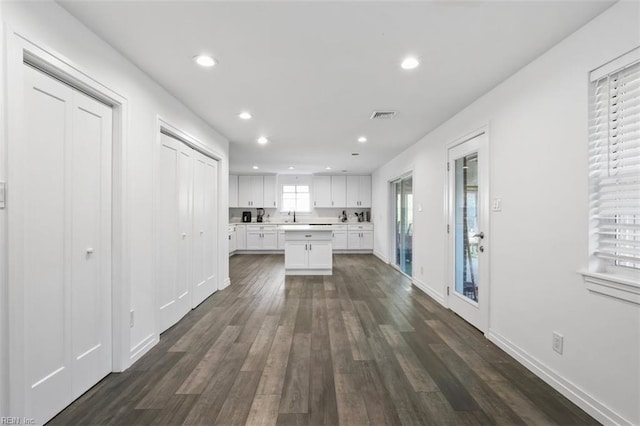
[281,225,333,275]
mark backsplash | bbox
[229,207,372,223]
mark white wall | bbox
[0,1,229,415]
[372,2,639,425]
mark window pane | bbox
[297,185,310,193]
[296,193,310,211]
[283,185,296,193]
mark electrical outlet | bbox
[130,310,135,328]
[552,332,563,354]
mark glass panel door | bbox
[393,175,413,276]
[454,153,479,302]
[447,132,488,332]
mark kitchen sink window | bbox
[281,184,311,212]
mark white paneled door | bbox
[158,132,218,333]
[192,149,218,307]
[18,64,112,423]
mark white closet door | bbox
[191,150,218,306]
[176,145,193,319]
[191,151,207,305]
[70,89,113,399]
[21,65,112,423]
[158,133,193,332]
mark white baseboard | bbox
[373,250,389,264]
[129,333,158,365]
[221,277,231,290]
[411,277,446,306]
[488,330,632,426]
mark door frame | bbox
[388,171,414,278]
[445,125,491,334]
[153,117,223,336]
[2,28,131,416]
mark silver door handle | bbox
[86,247,94,254]
[473,232,484,239]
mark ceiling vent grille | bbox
[370,111,397,120]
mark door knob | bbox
[473,232,485,239]
[86,247,94,254]
[479,246,485,252]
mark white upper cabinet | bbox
[313,176,332,208]
[263,175,277,208]
[312,175,348,208]
[229,174,238,208]
[346,175,371,208]
[331,176,347,207]
[238,175,264,207]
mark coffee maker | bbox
[256,208,265,223]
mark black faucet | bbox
[293,210,296,223]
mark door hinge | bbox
[447,162,450,171]
[447,224,450,234]
[447,286,450,296]
[0,182,5,209]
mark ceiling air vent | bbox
[370,110,397,120]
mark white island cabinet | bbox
[283,225,333,275]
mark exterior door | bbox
[392,175,413,276]
[17,64,112,423]
[447,132,489,332]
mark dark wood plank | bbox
[51,254,597,426]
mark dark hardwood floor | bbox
[50,254,598,425]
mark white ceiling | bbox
[59,0,614,175]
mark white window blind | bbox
[589,56,640,271]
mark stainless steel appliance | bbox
[242,211,252,223]
[256,208,265,223]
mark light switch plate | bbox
[492,198,502,212]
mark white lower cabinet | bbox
[347,224,374,250]
[236,224,246,249]
[246,225,278,249]
[228,226,237,253]
[278,230,286,249]
[285,241,333,271]
[332,225,348,250]
[284,228,333,275]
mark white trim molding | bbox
[580,271,640,306]
[488,329,634,426]
[373,250,389,263]
[411,278,446,306]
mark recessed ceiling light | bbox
[401,56,419,70]
[238,111,252,120]
[325,166,332,170]
[358,136,367,143]
[257,136,269,145]
[194,54,216,68]
[252,165,259,170]
[288,166,295,170]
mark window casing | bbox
[584,48,640,304]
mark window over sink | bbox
[281,184,311,212]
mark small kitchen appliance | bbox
[256,208,265,223]
[242,211,252,223]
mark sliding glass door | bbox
[393,175,413,276]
